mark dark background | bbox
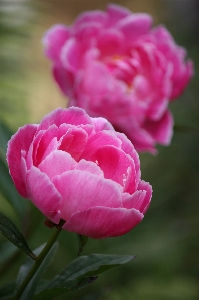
[0,1,199,299]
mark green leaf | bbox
[0,281,15,300]
[0,212,36,260]
[15,242,59,300]
[48,254,135,288]
[33,276,98,300]
[33,254,134,298]
[77,234,88,255]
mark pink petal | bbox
[98,29,124,57]
[59,126,88,161]
[122,180,152,214]
[7,124,38,198]
[91,117,114,132]
[82,61,113,97]
[52,170,122,221]
[74,10,107,28]
[107,4,131,25]
[125,126,157,154]
[90,145,137,193]
[137,180,152,214]
[61,38,82,73]
[63,206,143,238]
[43,24,70,63]
[34,125,58,166]
[37,107,92,131]
[75,159,104,177]
[116,132,141,183]
[144,110,173,145]
[81,130,121,160]
[117,14,153,40]
[38,150,76,180]
[122,190,145,209]
[26,166,61,223]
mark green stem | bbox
[13,228,62,300]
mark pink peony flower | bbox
[7,107,152,239]
[43,4,193,153]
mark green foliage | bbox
[0,212,36,260]
[33,254,134,299]
[33,277,98,300]
[15,243,59,300]
[0,281,16,300]
[77,234,88,255]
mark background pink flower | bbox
[43,4,193,153]
[7,107,152,239]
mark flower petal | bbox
[26,166,61,222]
[144,110,173,145]
[91,116,114,132]
[61,38,82,73]
[107,4,131,25]
[43,24,70,63]
[52,170,122,221]
[137,180,152,214]
[38,150,75,180]
[75,159,104,177]
[7,124,37,198]
[81,130,121,160]
[37,107,92,131]
[122,179,152,214]
[117,14,153,40]
[59,126,88,161]
[90,145,137,193]
[63,206,143,238]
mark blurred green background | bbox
[0,0,199,299]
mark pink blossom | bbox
[7,107,152,238]
[43,4,193,153]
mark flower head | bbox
[7,107,152,238]
[43,4,193,153]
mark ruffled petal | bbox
[90,145,137,193]
[81,130,121,160]
[144,110,173,145]
[61,38,82,73]
[43,24,70,63]
[91,116,114,132]
[122,179,152,214]
[52,170,122,221]
[107,4,131,26]
[59,126,88,161]
[38,107,92,131]
[117,13,153,40]
[63,206,143,238]
[75,159,104,177]
[26,167,61,222]
[38,150,75,180]
[7,124,38,198]
[137,180,152,214]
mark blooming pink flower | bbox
[43,4,193,153]
[7,107,152,238]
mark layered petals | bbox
[7,107,152,238]
[43,4,193,153]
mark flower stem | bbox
[13,228,62,300]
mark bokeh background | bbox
[0,0,199,299]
